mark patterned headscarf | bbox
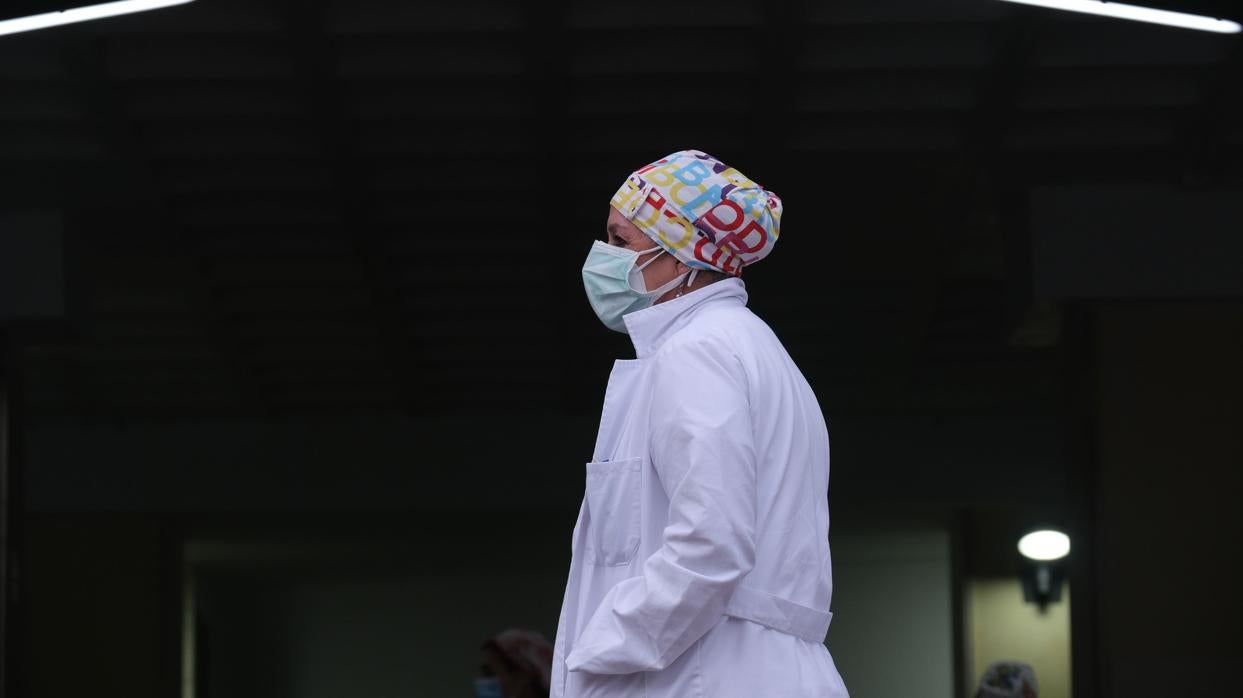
[481,628,554,693]
[976,661,1038,698]
[609,149,783,277]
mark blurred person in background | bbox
[552,149,848,697]
[975,660,1038,698]
[476,627,554,698]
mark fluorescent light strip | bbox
[0,0,195,37]
[999,0,1243,32]
[998,0,1242,33]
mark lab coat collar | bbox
[622,277,748,358]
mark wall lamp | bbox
[1018,529,1069,610]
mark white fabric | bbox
[551,278,849,697]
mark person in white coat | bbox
[552,149,849,697]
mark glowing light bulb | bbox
[1018,529,1071,561]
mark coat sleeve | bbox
[565,337,757,675]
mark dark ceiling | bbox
[1,0,1239,419]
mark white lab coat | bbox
[551,278,849,697]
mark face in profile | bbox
[478,645,537,698]
[605,205,688,302]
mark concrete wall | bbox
[187,522,954,698]
[17,364,1072,698]
[829,527,956,698]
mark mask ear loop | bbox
[631,246,672,296]
[635,246,666,272]
[675,268,699,298]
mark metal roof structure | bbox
[2,0,1239,419]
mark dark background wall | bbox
[22,514,173,698]
[1094,302,1243,697]
[22,414,1068,512]
[4,0,1243,696]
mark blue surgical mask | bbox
[582,240,689,333]
[473,676,504,698]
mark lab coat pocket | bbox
[583,456,643,566]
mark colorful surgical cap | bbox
[976,661,1038,698]
[609,149,782,277]
[482,628,554,692]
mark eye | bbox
[611,237,627,247]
